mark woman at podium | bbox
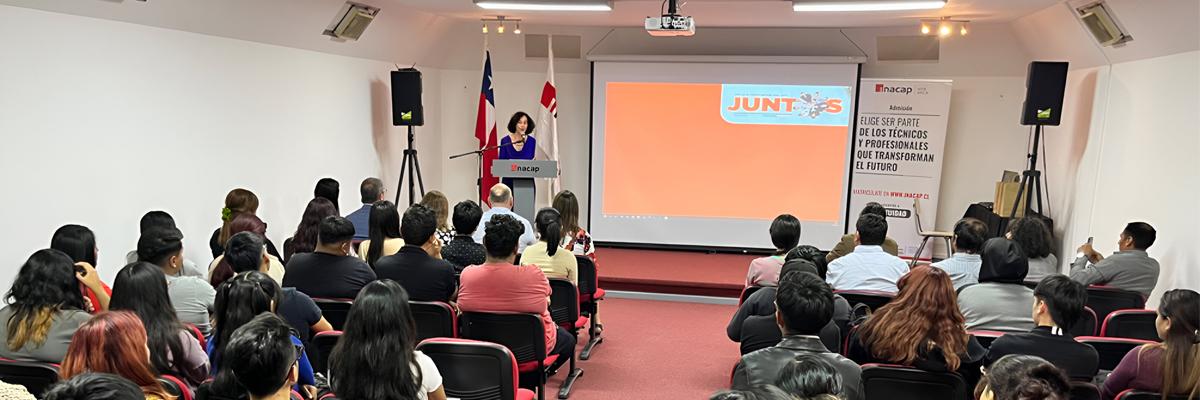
[499,111,538,202]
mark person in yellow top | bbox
[521,208,578,284]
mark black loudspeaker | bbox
[391,68,424,126]
[1021,61,1069,126]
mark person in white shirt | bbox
[826,213,909,293]
[471,184,536,253]
[932,218,987,290]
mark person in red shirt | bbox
[458,213,576,371]
[50,225,111,313]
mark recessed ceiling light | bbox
[793,0,946,12]
[474,0,613,11]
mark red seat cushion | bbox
[580,288,606,302]
[516,354,560,373]
[517,388,536,400]
[574,316,589,329]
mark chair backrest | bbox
[1075,336,1155,371]
[0,359,59,397]
[411,301,458,342]
[1070,306,1099,337]
[738,285,764,306]
[575,256,599,297]
[418,338,521,400]
[1070,382,1101,400]
[459,312,547,366]
[1086,286,1146,325]
[185,323,207,351]
[1114,390,1193,400]
[313,298,354,330]
[1101,310,1160,342]
[912,198,926,233]
[835,290,895,312]
[310,330,343,374]
[968,331,1005,349]
[158,375,194,400]
[548,279,581,330]
[860,364,968,400]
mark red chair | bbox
[1101,310,1160,342]
[312,298,354,330]
[968,330,1005,349]
[860,364,968,400]
[460,312,559,400]
[0,358,59,397]
[1086,286,1146,326]
[1114,389,1192,400]
[158,375,194,400]
[185,323,207,350]
[547,279,585,397]
[309,330,343,374]
[575,256,604,360]
[738,285,765,306]
[418,338,537,400]
[1075,336,1154,371]
[412,301,458,341]
[834,290,895,312]
[1070,306,1099,337]
[1070,382,1101,400]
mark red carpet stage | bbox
[595,247,757,298]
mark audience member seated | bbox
[847,266,986,385]
[1070,222,1160,297]
[977,355,1070,400]
[138,227,216,336]
[985,275,1098,381]
[958,238,1036,333]
[358,200,405,268]
[775,354,847,400]
[931,218,987,290]
[732,271,862,400]
[209,188,281,259]
[201,313,302,400]
[552,190,596,261]
[787,245,830,280]
[826,213,909,293]
[283,216,377,299]
[224,232,332,346]
[420,190,455,244]
[345,177,383,242]
[711,385,793,400]
[826,202,899,262]
[471,184,536,252]
[458,214,575,372]
[50,224,111,313]
[110,262,210,386]
[125,211,205,277]
[0,249,91,363]
[44,373,146,400]
[522,207,579,284]
[1102,289,1199,400]
[208,213,285,286]
[727,259,848,355]
[60,311,173,400]
[1006,217,1058,284]
[0,380,34,400]
[283,197,339,263]
[745,214,801,288]
[314,177,341,212]
[442,200,487,271]
[374,205,458,303]
[329,280,447,400]
[209,272,315,393]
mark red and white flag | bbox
[537,36,561,203]
[474,49,499,204]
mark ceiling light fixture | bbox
[920,22,930,34]
[514,23,522,34]
[481,16,522,35]
[474,0,612,11]
[793,0,946,12]
[482,23,488,34]
[919,17,970,37]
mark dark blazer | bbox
[985,326,1099,381]
[733,335,863,400]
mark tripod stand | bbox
[1010,124,1045,218]
[395,125,425,206]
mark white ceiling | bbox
[392,0,1062,27]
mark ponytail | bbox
[535,208,562,257]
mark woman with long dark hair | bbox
[1102,289,1199,400]
[59,311,173,400]
[110,262,210,386]
[50,224,111,313]
[775,354,844,400]
[977,355,1070,400]
[284,197,338,263]
[210,188,281,259]
[419,191,454,244]
[358,200,404,268]
[329,280,446,400]
[520,207,577,284]
[1007,217,1057,284]
[0,249,91,363]
[209,213,285,286]
[551,190,595,261]
[208,272,315,394]
[847,265,986,385]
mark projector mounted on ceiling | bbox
[646,0,695,37]
[324,2,380,42]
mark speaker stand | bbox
[1010,124,1045,219]
[394,125,426,206]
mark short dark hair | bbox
[1122,222,1156,250]
[51,224,97,266]
[222,313,297,397]
[1007,217,1053,259]
[507,111,536,135]
[359,177,383,203]
[776,354,843,399]
[483,214,524,259]
[315,178,340,208]
[225,232,265,274]
[861,202,887,218]
[452,200,484,235]
[44,373,144,400]
[137,227,184,266]
[401,204,437,245]
[710,385,793,400]
[856,213,888,246]
[139,211,176,234]
[1033,275,1087,332]
[985,355,1070,400]
[318,215,356,245]
[785,245,829,279]
[953,218,988,253]
[776,271,834,335]
[769,214,802,252]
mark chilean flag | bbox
[474,50,499,204]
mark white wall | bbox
[0,5,433,289]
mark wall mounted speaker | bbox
[1021,61,1069,126]
[391,68,424,127]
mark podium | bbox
[491,160,558,221]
